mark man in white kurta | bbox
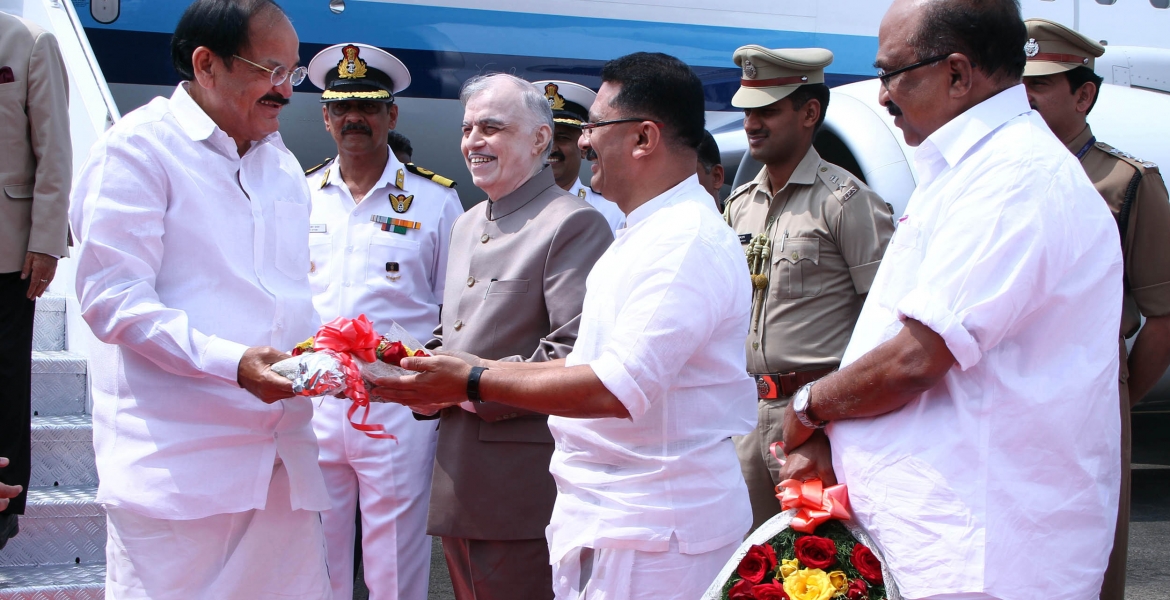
[371,52,756,600]
[68,3,330,597]
[304,42,464,600]
[779,2,1123,599]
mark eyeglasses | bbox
[232,54,307,87]
[328,101,389,116]
[580,117,662,138]
[876,54,950,88]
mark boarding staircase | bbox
[0,295,105,599]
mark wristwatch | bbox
[467,366,488,403]
[792,381,827,429]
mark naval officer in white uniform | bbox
[534,80,625,232]
[305,42,463,600]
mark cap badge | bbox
[1024,38,1039,58]
[743,58,758,79]
[338,44,369,80]
[544,83,566,111]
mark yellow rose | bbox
[828,570,848,592]
[780,558,801,579]
[783,568,837,600]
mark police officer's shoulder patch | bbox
[721,181,756,224]
[305,157,334,176]
[816,162,862,204]
[1097,142,1159,174]
[405,163,457,188]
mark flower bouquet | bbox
[702,479,900,600]
[271,315,431,440]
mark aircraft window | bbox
[1096,0,1117,5]
[1153,0,1170,7]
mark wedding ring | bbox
[39,279,49,282]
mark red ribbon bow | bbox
[313,316,395,441]
[776,478,851,533]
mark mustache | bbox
[584,147,597,161]
[884,101,903,117]
[549,149,565,161]
[341,122,372,135]
[259,94,289,106]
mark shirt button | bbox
[467,277,475,287]
[345,281,353,287]
[454,320,463,330]
[346,246,355,252]
[480,234,490,243]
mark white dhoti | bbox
[313,399,438,600]
[552,536,738,600]
[104,461,330,600]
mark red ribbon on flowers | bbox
[776,478,850,533]
[313,316,395,441]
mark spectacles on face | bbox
[876,54,950,89]
[579,117,663,139]
[328,101,389,116]
[232,54,307,87]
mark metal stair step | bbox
[0,563,105,599]
[32,295,67,352]
[0,487,105,568]
[31,352,87,417]
[30,416,96,487]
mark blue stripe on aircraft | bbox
[84,29,869,111]
[71,0,879,75]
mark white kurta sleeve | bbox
[70,136,249,385]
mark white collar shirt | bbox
[69,83,329,520]
[547,175,756,564]
[828,85,1123,599]
[570,179,625,233]
[307,151,464,343]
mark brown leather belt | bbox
[752,367,836,399]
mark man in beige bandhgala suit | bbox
[423,73,612,599]
[0,10,71,549]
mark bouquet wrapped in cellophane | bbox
[271,315,431,440]
[702,479,901,600]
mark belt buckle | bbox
[755,375,778,400]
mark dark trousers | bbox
[0,271,34,515]
[442,536,553,600]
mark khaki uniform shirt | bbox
[1071,126,1170,339]
[723,147,894,374]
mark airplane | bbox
[1,0,1168,596]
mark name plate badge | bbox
[309,224,328,234]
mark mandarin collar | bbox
[487,167,556,221]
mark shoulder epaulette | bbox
[305,157,333,176]
[1096,142,1159,173]
[722,181,756,224]
[816,163,862,203]
[405,163,457,188]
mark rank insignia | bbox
[371,215,421,234]
[578,188,587,200]
[319,167,331,189]
[396,169,405,191]
[390,194,414,213]
[338,44,368,80]
[544,83,566,111]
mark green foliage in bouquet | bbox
[721,520,887,600]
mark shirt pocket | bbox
[486,279,530,295]
[273,200,310,280]
[366,235,421,291]
[770,237,821,300]
[308,234,332,296]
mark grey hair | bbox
[459,73,555,162]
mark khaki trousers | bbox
[442,536,553,600]
[734,397,789,531]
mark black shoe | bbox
[0,514,18,550]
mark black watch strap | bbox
[467,366,488,403]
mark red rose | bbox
[751,581,789,600]
[736,544,778,584]
[411,348,430,358]
[794,535,837,570]
[850,544,883,584]
[379,341,409,366]
[729,579,756,599]
[845,578,868,599]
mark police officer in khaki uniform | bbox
[1023,20,1170,600]
[723,46,895,529]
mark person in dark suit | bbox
[0,10,71,550]
[421,72,612,599]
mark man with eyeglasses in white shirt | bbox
[371,52,756,600]
[302,42,463,600]
[69,1,332,597]
[778,1,1124,598]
